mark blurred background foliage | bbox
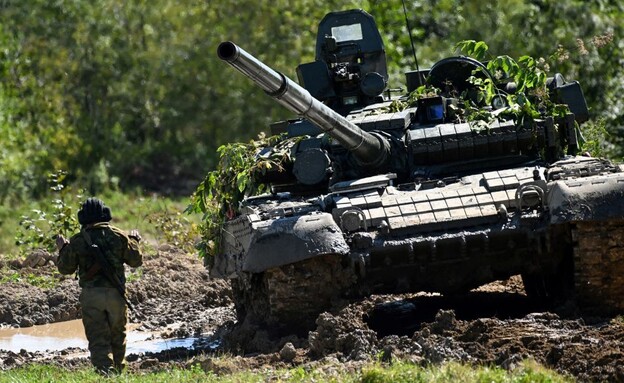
[0,0,622,203]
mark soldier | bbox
[56,197,143,374]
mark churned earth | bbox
[1,247,623,382]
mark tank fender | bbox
[547,174,624,224]
[243,212,350,273]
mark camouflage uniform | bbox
[57,222,142,373]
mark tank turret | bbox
[217,41,390,170]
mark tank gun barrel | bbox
[217,41,389,167]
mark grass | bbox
[0,359,572,383]
[0,200,36,259]
[0,188,200,289]
[361,360,572,383]
[99,190,197,242]
[0,189,200,260]
[0,270,61,288]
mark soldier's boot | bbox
[87,342,114,374]
[113,347,127,374]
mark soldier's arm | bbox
[123,235,143,268]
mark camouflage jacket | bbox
[57,222,142,288]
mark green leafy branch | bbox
[455,40,490,61]
[457,40,611,156]
[578,118,610,158]
[186,133,289,261]
[15,170,82,255]
[455,40,566,130]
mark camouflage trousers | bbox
[80,287,128,373]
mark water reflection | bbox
[129,337,195,354]
[0,320,86,353]
[0,320,216,354]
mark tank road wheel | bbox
[521,225,575,302]
[230,254,356,334]
[572,220,624,315]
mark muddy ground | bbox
[1,247,623,382]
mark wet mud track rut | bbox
[1,245,624,381]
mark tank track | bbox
[230,220,624,332]
[231,254,356,333]
[572,219,624,315]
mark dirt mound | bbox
[0,246,232,330]
[221,286,624,381]
[0,245,234,371]
[129,245,233,334]
[304,296,624,382]
[0,275,80,327]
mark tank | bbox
[214,9,624,332]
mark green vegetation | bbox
[0,270,61,289]
[187,133,295,261]
[361,360,572,383]
[0,0,622,207]
[0,0,621,261]
[0,187,198,260]
[0,185,198,289]
[398,39,576,131]
[14,171,81,257]
[578,118,612,158]
[0,359,572,383]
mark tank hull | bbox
[216,157,624,329]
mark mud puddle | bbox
[366,291,551,337]
[0,320,87,353]
[0,319,220,355]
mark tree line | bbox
[0,0,621,202]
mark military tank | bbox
[214,9,624,331]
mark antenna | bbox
[401,0,423,87]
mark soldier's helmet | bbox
[77,197,112,225]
